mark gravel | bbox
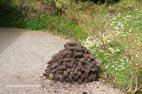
[0,27,124,94]
[41,79,124,94]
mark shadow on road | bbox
[0,27,24,53]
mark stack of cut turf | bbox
[44,42,101,83]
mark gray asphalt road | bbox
[0,28,123,94]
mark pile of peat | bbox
[44,42,101,84]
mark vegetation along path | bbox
[0,28,123,94]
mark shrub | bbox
[56,0,120,4]
[78,0,120,4]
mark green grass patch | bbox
[0,14,87,40]
[26,16,49,30]
[94,47,131,89]
[46,16,87,40]
[82,38,131,89]
[112,9,142,32]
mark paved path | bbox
[0,28,123,94]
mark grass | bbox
[82,31,131,90]
[81,0,142,93]
[112,9,142,32]
[113,8,142,93]
[0,14,87,40]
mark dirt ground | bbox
[0,28,124,94]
